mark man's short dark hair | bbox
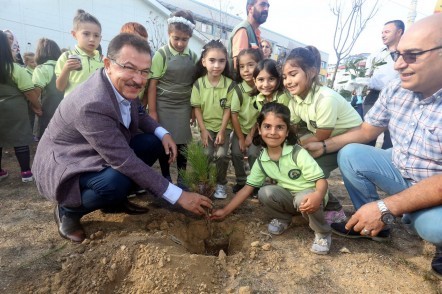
[385,20,405,35]
[246,0,257,14]
[107,33,151,60]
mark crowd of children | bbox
[0,8,366,256]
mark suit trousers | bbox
[61,133,163,218]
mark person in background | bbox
[282,46,362,225]
[55,9,103,96]
[23,52,37,75]
[119,22,149,110]
[0,31,42,182]
[250,58,290,111]
[191,40,234,199]
[230,48,263,194]
[350,90,364,119]
[32,33,213,243]
[2,29,24,65]
[304,14,442,279]
[261,39,272,59]
[120,22,148,40]
[212,102,332,255]
[147,10,198,188]
[364,19,404,148]
[227,0,269,73]
[32,38,63,140]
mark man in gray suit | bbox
[32,34,213,243]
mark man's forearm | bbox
[385,175,442,216]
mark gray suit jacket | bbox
[32,69,169,207]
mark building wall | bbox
[0,0,206,55]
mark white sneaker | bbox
[267,218,291,235]
[310,233,331,255]
[214,184,227,199]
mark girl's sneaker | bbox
[310,233,332,255]
[214,184,227,199]
[0,169,9,181]
[267,219,291,235]
[21,170,34,183]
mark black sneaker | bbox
[232,184,245,193]
[331,222,390,242]
[431,246,442,280]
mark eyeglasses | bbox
[390,45,442,63]
[110,59,151,79]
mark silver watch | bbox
[377,200,395,225]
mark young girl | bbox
[191,40,234,199]
[251,59,290,111]
[212,102,332,255]
[147,10,198,187]
[230,48,263,193]
[282,46,363,224]
[55,9,103,96]
[32,38,63,139]
[23,52,37,75]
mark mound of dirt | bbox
[0,145,441,293]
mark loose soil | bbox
[1,142,441,293]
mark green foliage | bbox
[344,58,366,78]
[339,89,352,101]
[178,140,217,197]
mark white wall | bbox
[0,0,205,56]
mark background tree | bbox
[146,11,167,52]
[329,0,379,88]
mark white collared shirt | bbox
[365,47,399,91]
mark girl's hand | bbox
[303,142,325,158]
[215,132,225,146]
[299,191,323,214]
[239,137,247,153]
[149,111,158,122]
[201,129,212,147]
[32,105,43,117]
[210,208,228,220]
[245,133,254,148]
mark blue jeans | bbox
[338,143,442,246]
[62,133,163,218]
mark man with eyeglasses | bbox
[32,33,213,243]
[363,19,404,149]
[227,0,269,73]
[304,14,442,279]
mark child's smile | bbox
[259,112,288,148]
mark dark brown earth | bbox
[1,142,441,293]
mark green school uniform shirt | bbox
[32,60,57,88]
[150,44,197,79]
[12,63,35,91]
[55,45,103,96]
[191,75,234,132]
[254,90,290,111]
[230,81,258,134]
[288,85,362,136]
[247,144,325,194]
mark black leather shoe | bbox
[54,205,85,243]
[331,222,390,242]
[101,200,149,215]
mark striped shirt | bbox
[365,80,442,183]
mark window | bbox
[201,23,213,34]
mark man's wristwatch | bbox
[377,200,395,225]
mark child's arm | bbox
[55,58,80,92]
[147,79,158,121]
[215,108,231,145]
[24,88,42,116]
[231,112,246,152]
[211,185,255,219]
[245,123,257,148]
[299,178,328,214]
[301,129,333,145]
[194,107,212,147]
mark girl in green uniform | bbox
[191,40,235,199]
[212,102,332,254]
[147,10,198,188]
